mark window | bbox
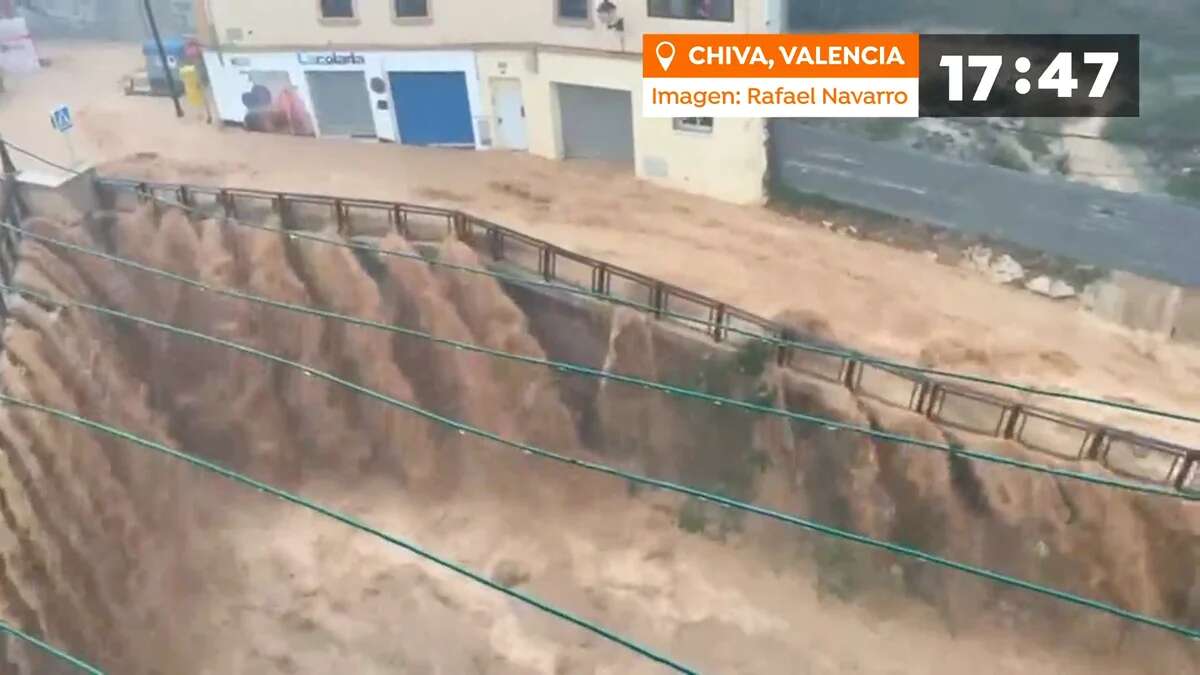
[557,0,589,21]
[394,0,429,18]
[674,117,713,133]
[648,0,733,22]
[320,0,355,19]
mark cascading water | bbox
[0,206,1195,674]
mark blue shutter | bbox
[389,72,475,146]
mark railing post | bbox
[0,136,16,175]
[651,282,665,319]
[452,211,469,241]
[221,189,234,219]
[775,328,795,367]
[334,198,346,235]
[541,247,555,281]
[842,357,860,390]
[592,264,608,295]
[0,181,16,260]
[776,342,790,366]
[1083,429,1107,461]
[177,185,191,208]
[1002,405,1023,439]
[916,382,937,417]
[282,195,291,228]
[489,227,503,260]
[146,184,161,218]
[712,303,726,342]
[393,205,408,237]
[1175,453,1197,491]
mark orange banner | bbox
[642,33,919,78]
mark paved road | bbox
[771,123,1200,286]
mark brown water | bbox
[0,207,1196,674]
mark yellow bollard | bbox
[179,65,204,109]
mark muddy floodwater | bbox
[0,206,1195,674]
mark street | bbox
[773,122,1200,286]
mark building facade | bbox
[196,0,785,203]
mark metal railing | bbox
[93,177,1199,493]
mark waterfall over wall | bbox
[0,206,1195,674]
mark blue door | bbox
[389,71,475,146]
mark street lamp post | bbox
[144,0,185,118]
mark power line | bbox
[3,283,1198,639]
[0,396,697,675]
[4,140,74,174]
[7,221,1192,501]
[0,619,104,674]
[4,138,1197,427]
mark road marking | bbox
[784,160,928,196]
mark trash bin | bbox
[142,36,188,96]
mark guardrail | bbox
[93,177,1199,494]
[0,176,24,317]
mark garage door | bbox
[305,70,376,137]
[389,71,475,146]
[556,83,634,164]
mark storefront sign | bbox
[297,51,366,66]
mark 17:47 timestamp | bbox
[918,34,1139,117]
[939,52,1119,101]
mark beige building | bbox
[196,0,786,203]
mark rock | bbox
[1026,275,1053,294]
[1026,275,1077,299]
[964,244,993,271]
[1049,279,1076,298]
[490,559,530,589]
[988,254,1025,284]
[962,245,1024,283]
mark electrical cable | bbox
[0,619,105,674]
[0,397,697,674]
[4,140,75,174]
[3,283,1198,640]
[5,138,1198,427]
[5,221,1193,501]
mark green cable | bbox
[120,180,1200,427]
[0,620,105,674]
[0,396,696,675]
[7,224,1192,501]
[4,285,1198,640]
[7,142,1199,425]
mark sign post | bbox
[49,104,76,168]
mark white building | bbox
[196,0,786,203]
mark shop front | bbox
[203,48,483,146]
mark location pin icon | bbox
[656,41,676,72]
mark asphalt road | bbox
[771,123,1200,286]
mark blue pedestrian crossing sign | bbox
[50,105,73,133]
